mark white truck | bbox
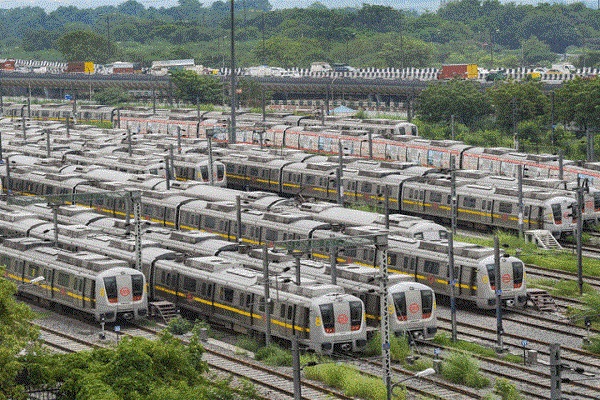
[310,62,332,73]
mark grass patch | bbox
[583,334,600,354]
[494,378,525,400]
[528,278,596,297]
[441,351,490,388]
[235,336,261,353]
[303,363,393,400]
[455,231,600,276]
[364,332,411,362]
[254,344,292,366]
[433,333,522,364]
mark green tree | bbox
[56,30,116,63]
[521,36,556,66]
[237,78,272,109]
[555,77,600,135]
[416,79,492,128]
[45,330,261,400]
[487,81,549,133]
[0,269,44,400]
[377,35,434,68]
[170,70,223,105]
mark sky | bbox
[0,0,589,11]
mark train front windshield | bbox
[319,303,335,333]
[421,290,434,318]
[104,276,118,303]
[132,274,144,301]
[349,301,363,331]
[392,292,407,321]
[512,262,524,288]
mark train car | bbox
[209,248,437,340]
[340,226,528,310]
[1,237,147,322]
[150,256,367,354]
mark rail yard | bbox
[2,108,600,399]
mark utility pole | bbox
[518,165,524,239]
[450,156,457,235]
[229,0,237,144]
[550,344,562,400]
[337,141,344,206]
[450,114,455,141]
[263,243,272,347]
[494,236,504,353]
[576,178,587,295]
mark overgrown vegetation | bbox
[433,333,522,364]
[494,378,525,400]
[440,351,490,388]
[303,363,392,400]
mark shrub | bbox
[363,332,412,362]
[254,344,292,366]
[441,352,490,388]
[494,378,524,400]
[167,317,194,335]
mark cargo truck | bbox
[438,64,478,80]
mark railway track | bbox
[435,307,600,398]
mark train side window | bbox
[259,296,265,312]
[499,202,513,214]
[266,229,277,242]
[424,260,439,275]
[403,257,409,269]
[183,276,196,292]
[204,216,216,229]
[246,294,252,307]
[410,258,416,270]
[409,189,413,198]
[222,287,234,303]
[28,265,39,278]
[57,272,70,287]
[362,182,372,192]
[305,175,315,185]
[482,200,486,210]
[419,191,424,200]
[552,204,562,223]
[200,282,207,296]
[430,192,442,203]
[287,305,294,320]
[447,195,451,204]
[160,271,166,284]
[249,168,258,177]
[463,196,476,208]
[280,304,286,318]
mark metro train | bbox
[0,203,435,340]
[188,247,438,340]
[0,237,148,322]
[112,109,600,188]
[0,209,367,353]
[0,190,526,312]
[221,149,579,236]
[152,256,368,354]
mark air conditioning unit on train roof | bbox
[0,209,37,222]
[3,237,50,251]
[299,202,336,213]
[527,154,557,162]
[185,256,237,272]
[169,230,219,244]
[453,170,490,179]
[262,211,305,224]
[306,161,337,171]
[206,201,236,212]
[357,168,398,178]
[483,147,513,155]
